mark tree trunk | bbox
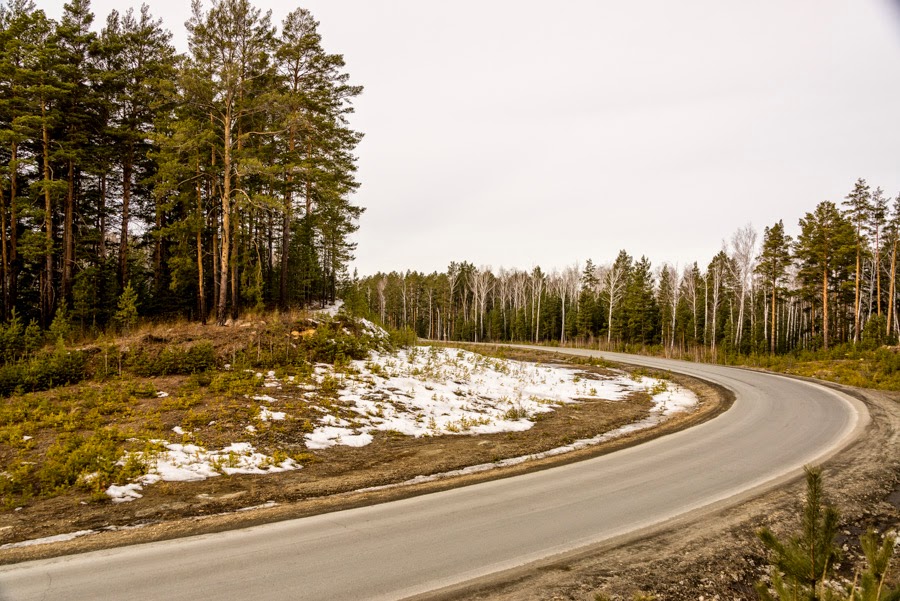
[196,160,206,324]
[771,283,777,355]
[99,174,106,259]
[607,299,614,344]
[154,203,163,295]
[853,247,861,343]
[0,181,7,319]
[280,124,296,309]
[823,266,830,351]
[41,106,54,327]
[876,227,882,317]
[62,159,75,303]
[230,214,239,320]
[8,142,18,311]
[889,240,897,336]
[216,104,233,326]
[119,143,133,287]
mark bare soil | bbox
[0,347,725,565]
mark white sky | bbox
[36,0,900,275]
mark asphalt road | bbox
[0,349,868,601]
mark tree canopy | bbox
[0,0,363,329]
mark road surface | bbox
[0,349,867,601]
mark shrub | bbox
[126,342,217,376]
[300,322,372,363]
[0,347,88,397]
[388,326,418,349]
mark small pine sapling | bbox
[851,528,899,601]
[114,282,140,334]
[756,466,841,600]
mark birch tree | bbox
[554,263,579,345]
[706,250,730,357]
[468,266,492,343]
[730,224,757,349]
[869,186,887,318]
[602,250,630,344]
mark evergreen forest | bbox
[351,179,900,360]
[0,0,363,329]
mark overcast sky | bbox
[36,0,900,276]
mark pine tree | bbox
[113,280,138,333]
[869,187,888,319]
[843,178,872,342]
[795,202,857,350]
[886,194,900,337]
[757,220,793,354]
[622,256,658,346]
[576,258,600,341]
[55,0,97,305]
[185,0,275,325]
[756,466,840,601]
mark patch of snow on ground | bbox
[301,346,697,450]
[0,529,95,550]
[313,300,344,317]
[359,318,388,339]
[105,441,300,503]
[258,407,286,421]
[356,377,698,494]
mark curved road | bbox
[0,349,867,601]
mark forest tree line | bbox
[351,179,900,357]
[0,0,362,329]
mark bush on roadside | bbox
[0,347,88,397]
[126,342,217,376]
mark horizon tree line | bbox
[350,178,900,357]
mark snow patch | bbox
[313,300,344,317]
[301,346,697,450]
[105,441,301,502]
[258,407,286,421]
[0,530,95,550]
